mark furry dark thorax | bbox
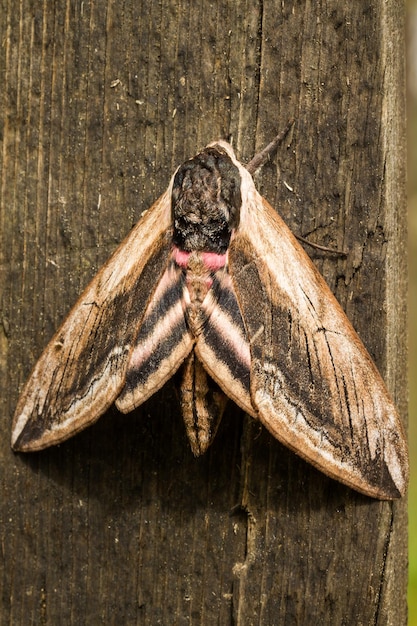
[171,147,242,254]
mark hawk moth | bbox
[11,137,409,500]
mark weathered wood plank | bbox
[0,0,407,623]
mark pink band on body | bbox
[173,247,227,271]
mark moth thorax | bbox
[171,146,242,254]
[183,253,213,334]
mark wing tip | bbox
[11,419,49,452]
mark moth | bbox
[11,136,409,500]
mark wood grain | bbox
[0,0,407,623]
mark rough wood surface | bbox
[0,1,407,624]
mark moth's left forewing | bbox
[229,168,408,499]
[12,189,174,451]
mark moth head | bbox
[171,145,242,254]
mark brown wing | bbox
[12,190,173,451]
[229,190,408,499]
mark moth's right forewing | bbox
[229,185,408,499]
[12,190,173,451]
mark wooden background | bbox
[0,0,407,624]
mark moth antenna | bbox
[295,235,347,257]
[245,118,295,174]
[247,122,346,257]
